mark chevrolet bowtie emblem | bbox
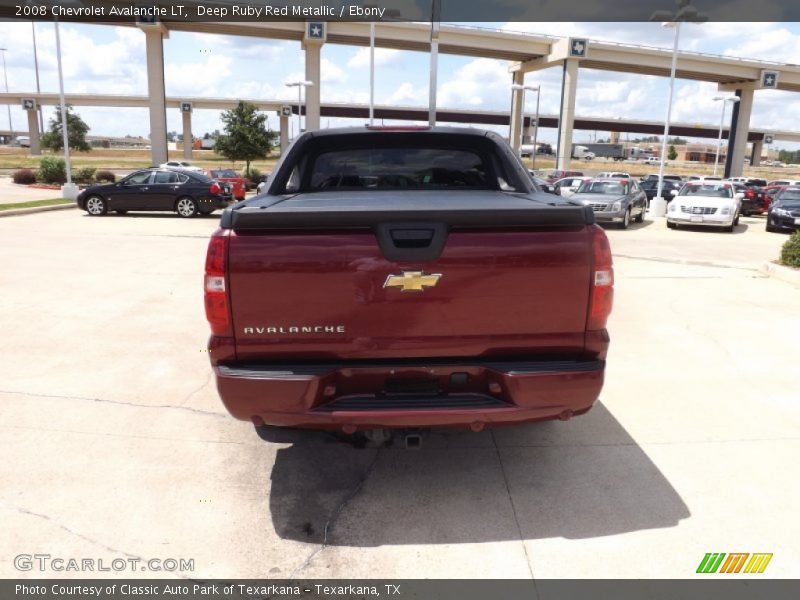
[383,271,442,292]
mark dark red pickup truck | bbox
[204,127,613,438]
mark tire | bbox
[84,195,107,216]
[766,217,777,233]
[724,214,736,233]
[635,204,646,223]
[667,220,676,229]
[620,207,631,230]
[175,197,198,218]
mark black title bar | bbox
[1,0,800,23]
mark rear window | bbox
[187,172,212,183]
[679,184,733,198]
[778,188,800,200]
[308,148,489,190]
[578,181,627,195]
[211,169,238,178]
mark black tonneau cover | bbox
[222,190,594,230]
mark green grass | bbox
[0,198,73,211]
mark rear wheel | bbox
[175,197,198,218]
[85,195,107,216]
[635,204,646,223]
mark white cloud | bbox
[164,55,233,97]
[437,58,511,108]
[385,82,427,106]
[321,58,346,83]
[347,47,400,69]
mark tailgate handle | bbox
[375,221,449,262]
[390,228,435,248]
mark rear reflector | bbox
[588,225,614,331]
[204,229,232,336]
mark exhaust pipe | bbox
[404,433,422,450]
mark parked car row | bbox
[77,167,234,218]
[530,170,800,235]
[76,161,271,217]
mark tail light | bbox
[588,225,614,331]
[204,228,232,336]
[209,182,222,195]
[746,189,755,199]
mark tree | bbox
[668,145,678,161]
[214,101,277,176]
[41,105,91,152]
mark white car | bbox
[686,175,723,182]
[553,176,589,198]
[667,182,742,232]
[596,171,631,179]
[160,160,204,172]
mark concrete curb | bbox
[0,203,77,218]
[760,261,800,288]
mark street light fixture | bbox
[649,0,707,217]
[0,48,12,139]
[285,81,313,139]
[712,95,739,177]
[511,83,541,169]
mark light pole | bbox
[32,22,44,132]
[54,20,77,198]
[285,81,313,139]
[369,21,375,125]
[511,83,541,169]
[428,0,441,126]
[649,0,706,217]
[712,95,739,177]
[0,48,12,138]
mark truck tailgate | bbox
[226,191,593,361]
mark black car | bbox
[732,183,768,216]
[77,168,233,218]
[766,186,800,233]
[640,179,682,206]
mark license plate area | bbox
[691,215,704,223]
[794,218,800,225]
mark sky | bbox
[2,20,800,149]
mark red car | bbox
[205,127,612,441]
[546,169,584,184]
[204,169,246,201]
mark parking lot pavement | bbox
[0,177,65,203]
[1,211,798,579]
